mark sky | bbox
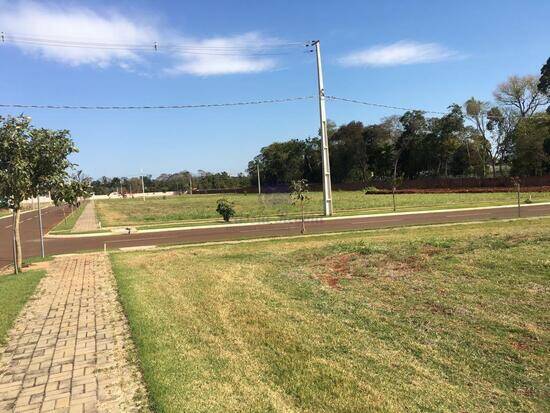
[0,0,549,179]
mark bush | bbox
[216,199,235,222]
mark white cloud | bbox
[339,41,458,67]
[0,1,158,68]
[166,33,277,76]
[0,1,280,75]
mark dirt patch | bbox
[316,252,422,289]
[319,253,356,289]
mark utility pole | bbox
[189,174,193,195]
[37,195,45,258]
[257,161,261,195]
[313,40,333,216]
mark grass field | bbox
[96,191,550,228]
[0,270,44,345]
[111,218,550,412]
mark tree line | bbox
[85,58,550,197]
[248,59,550,187]
[90,170,249,195]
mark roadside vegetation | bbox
[95,191,550,227]
[111,218,550,412]
[49,202,86,234]
[0,270,45,345]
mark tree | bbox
[216,198,235,222]
[290,179,309,234]
[538,57,550,113]
[538,57,550,96]
[464,98,493,176]
[509,113,550,176]
[494,75,549,117]
[0,116,79,272]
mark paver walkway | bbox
[72,202,98,233]
[0,254,148,412]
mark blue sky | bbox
[1,0,548,178]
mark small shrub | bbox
[216,199,235,222]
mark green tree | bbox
[216,198,235,222]
[290,179,309,234]
[538,57,550,113]
[0,116,79,272]
[509,113,550,176]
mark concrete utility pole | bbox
[313,40,333,216]
[37,195,45,258]
[257,161,261,195]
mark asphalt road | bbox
[1,203,549,269]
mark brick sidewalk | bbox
[0,254,148,412]
[72,202,98,233]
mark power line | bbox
[0,96,315,110]
[326,95,447,115]
[1,33,308,55]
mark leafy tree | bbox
[0,116,79,272]
[538,57,550,96]
[494,75,549,117]
[509,113,550,176]
[216,198,235,222]
[51,175,91,208]
[538,57,550,113]
[290,179,309,234]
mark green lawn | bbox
[111,218,550,413]
[96,190,550,227]
[0,270,45,345]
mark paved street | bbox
[1,203,549,270]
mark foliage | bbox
[509,113,550,175]
[51,175,92,207]
[216,198,235,222]
[538,57,550,97]
[0,115,81,271]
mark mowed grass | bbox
[0,270,45,345]
[96,190,550,227]
[111,218,550,413]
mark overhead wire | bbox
[0,96,316,110]
[0,33,308,55]
[325,95,447,115]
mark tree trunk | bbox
[13,209,22,272]
[392,187,396,212]
[491,158,497,178]
[301,202,305,234]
